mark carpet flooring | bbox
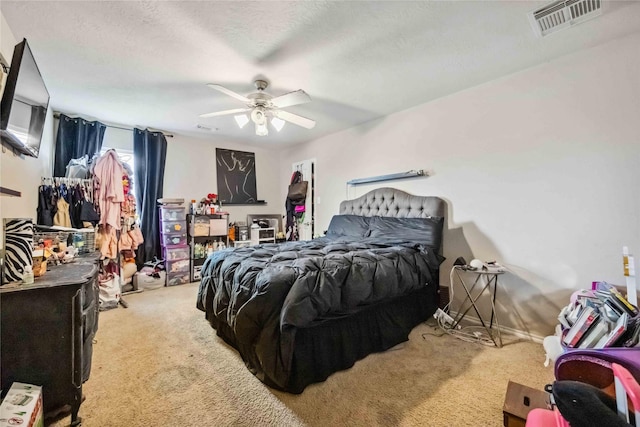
[50,282,554,427]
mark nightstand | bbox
[448,265,505,347]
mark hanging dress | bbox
[53,197,72,228]
[37,185,56,226]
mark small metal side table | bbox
[450,266,504,347]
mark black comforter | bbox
[196,236,442,390]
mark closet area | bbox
[1,44,167,421]
[36,147,143,310]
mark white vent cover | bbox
[528,0,604,37]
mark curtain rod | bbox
[53,112,174,138]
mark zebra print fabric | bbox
[3,218,33,283]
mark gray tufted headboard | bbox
[339,187,445,218]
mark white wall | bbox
[164,135,284,230]
[0,12,55,248]
[279,32,640,338]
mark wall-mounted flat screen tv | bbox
[0,38,50,158]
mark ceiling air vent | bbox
[528,0,604,38]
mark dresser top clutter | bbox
[0,252,100,293]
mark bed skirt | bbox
[208,285,438,393]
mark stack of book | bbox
[559,282,639,349]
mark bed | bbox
[196,187,445,393]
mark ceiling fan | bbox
[199,79,316,136]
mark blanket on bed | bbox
[196,237,442,390]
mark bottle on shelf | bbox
[250,220,260,245]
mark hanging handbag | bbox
[288,181,308,201]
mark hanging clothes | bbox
[285,171,306,241]
[53,197,72,228]
[69,184,84,229]
[37,185,57,226]
[93,149,124,230]
[98,226,118,259]
[38,178,95,227]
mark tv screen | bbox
[0,38,50,158]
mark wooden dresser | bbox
[1,253,100,426]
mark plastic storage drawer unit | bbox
[166,259,189,274]
[159,206,185,221]
[161,220,186,234]
[163,245,189,261]
[167,270,190,286]
[161,232,187,247]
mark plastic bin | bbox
[163,245,189,261]
[161,232,187,247]
[159,206,185,221]
[166,259,189,274]
[167,270,190,286]
[190,216,210,236]
[161,220,186,234]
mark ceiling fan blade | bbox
[199,108,250,118]
[206,84,251,104]
[271,90,312,108]
[275,110,316,129]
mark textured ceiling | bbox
[2,1,640,147]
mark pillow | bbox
[326,215,371,238]
[367,216,444,250]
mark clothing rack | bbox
[41,176,93,192]
[41,177,94,203]
[41,177,93,186]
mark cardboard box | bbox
[503,381,551,427]
[209,219,227,236]
[0,382,44,427]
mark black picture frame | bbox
[216,148,258,204]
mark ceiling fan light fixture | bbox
[234,114,249,128]
[202,80,317,135]
[251,108,267,125]
[255,122,268,136]
[271,117,286,132]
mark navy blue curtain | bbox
[134,128,167,267]
[53,113,106,177]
